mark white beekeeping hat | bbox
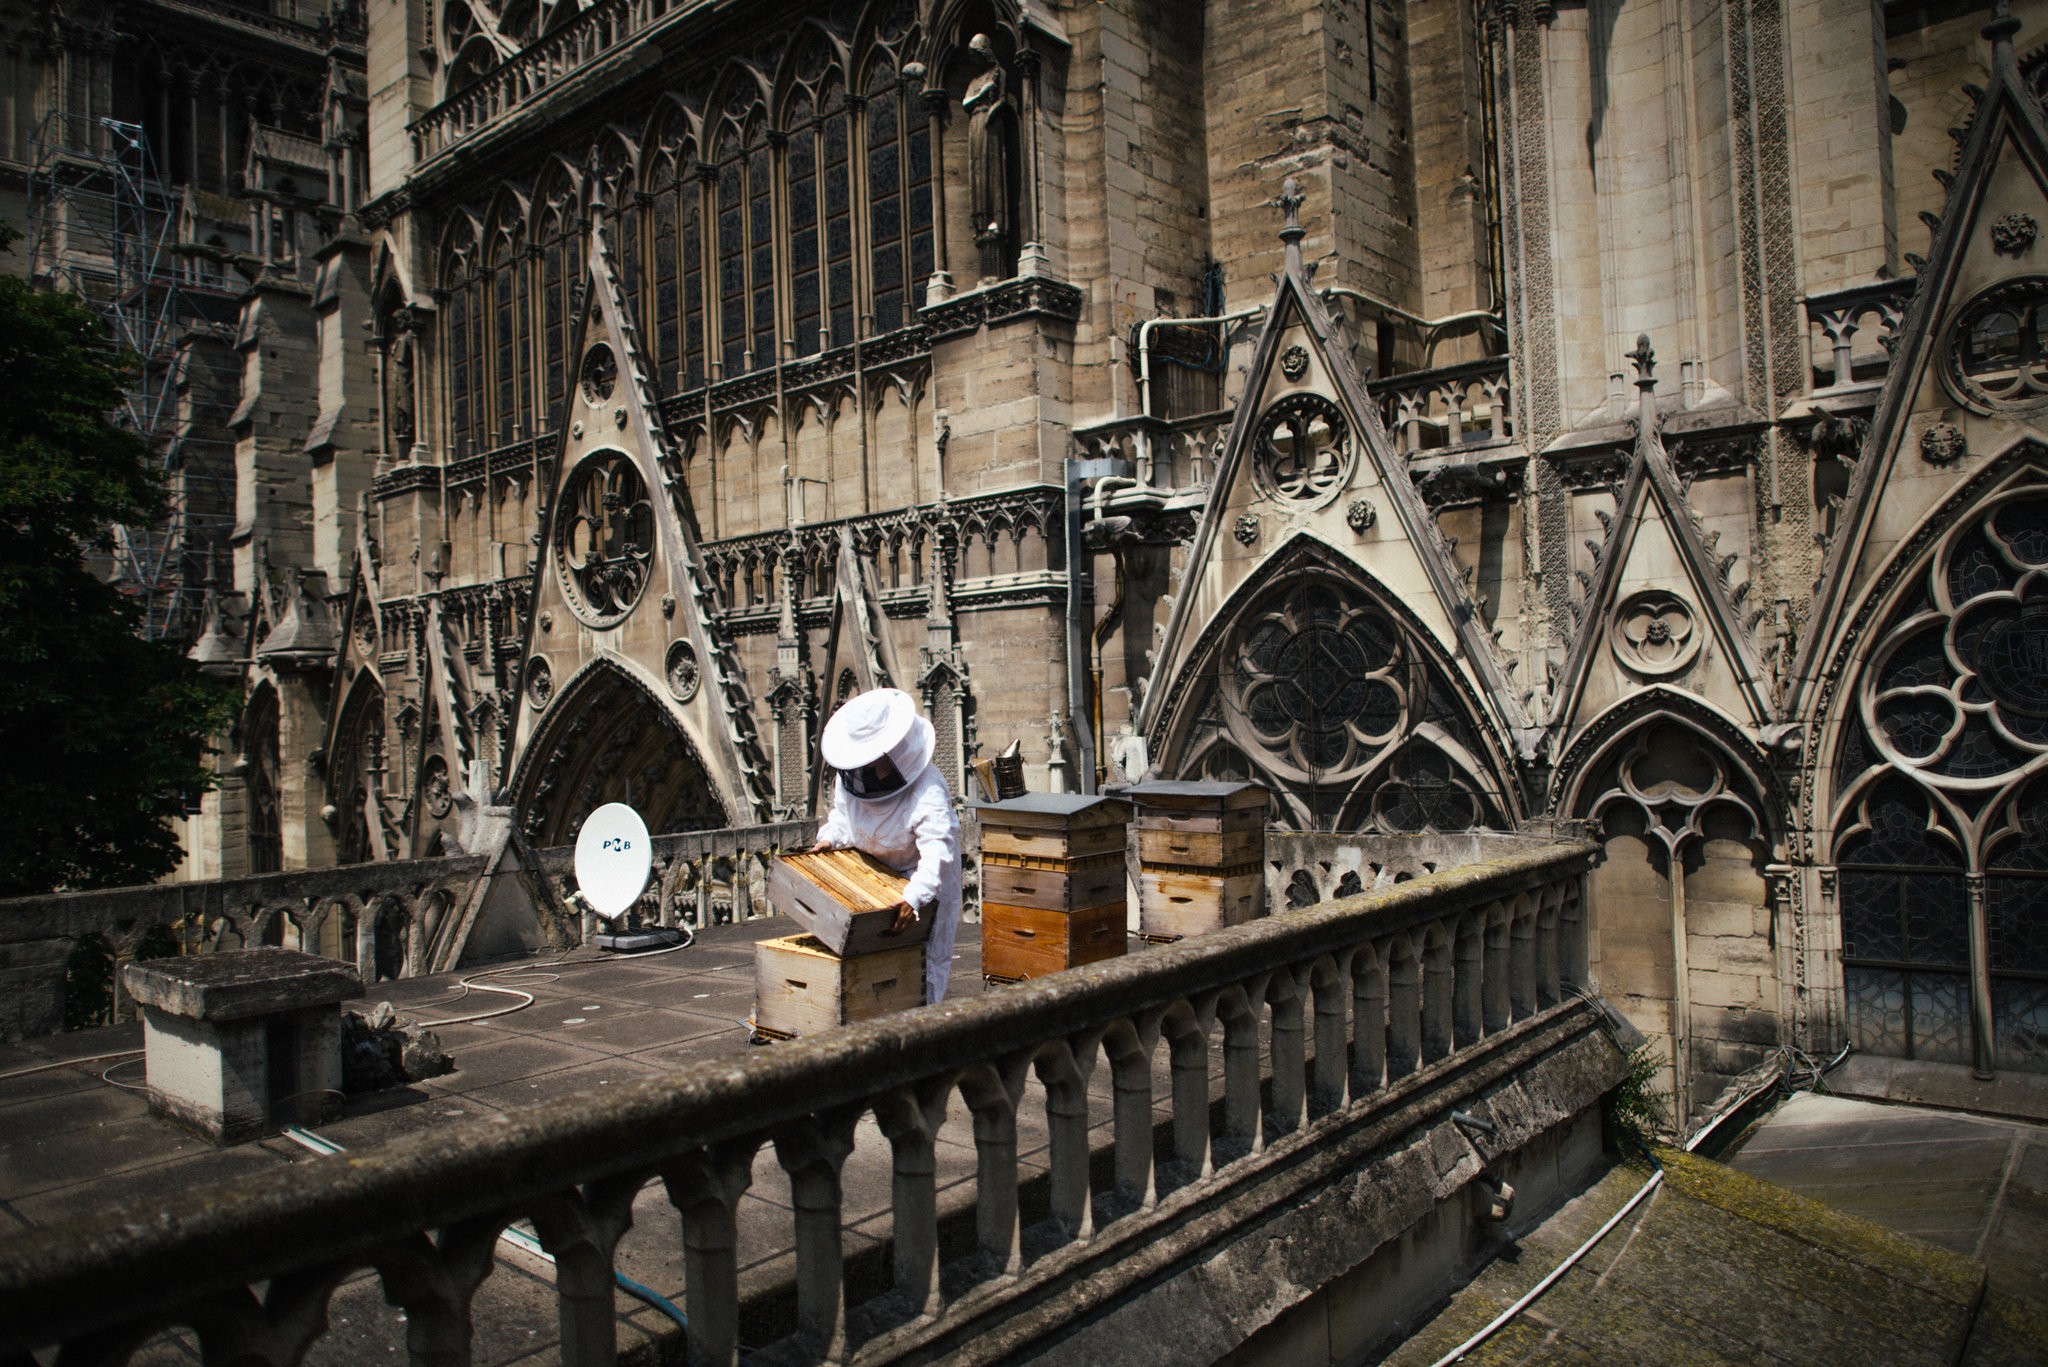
[821,687,935,785]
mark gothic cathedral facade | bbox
[11,0,2048,1120]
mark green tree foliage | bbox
[0,224,235,896]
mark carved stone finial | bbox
[1984,0,2020,52]
[1625,333,1657,385]
[1278,178,1305,244]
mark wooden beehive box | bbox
[974,793,1134,862]
[754,934,924,1037]
[1127,781,1270,841]
[981,852,1127,912]
[981,901,1125,984]
[767,848,929,958]
[1138,865,1266,941]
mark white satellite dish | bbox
[574,803,653,920]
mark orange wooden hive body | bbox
[975,794,1133,985]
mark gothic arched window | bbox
[486,214,523,445]
[861,52,932,335]
[649,138,707,392]
[441,227,481,457]
[1154,555,1509,834]
[535,174,582,432]
[1830,479,2048,1074]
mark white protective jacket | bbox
[815,764,963,1002]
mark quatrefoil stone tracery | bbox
[1613,591,1701,676]
[554,451,656,627]
[1251,393,1354,508]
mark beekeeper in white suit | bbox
[810,687,963,1002]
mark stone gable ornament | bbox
[1252,393,1353,507]
[1280,344,1310,380]
[1613,591,1701,675]
[1992,212,2039,256]
[1920,422,1968,466]
[1346,498,1377,533]
[665,639,702,702]
[1234,513,1260,545]
[525,656,553,708]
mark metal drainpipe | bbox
[1064,456,1130,794]
[1135,307,1264,420]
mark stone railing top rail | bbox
[0,853,489,945]
[0,820,819,945]
[0,840,1591,1347]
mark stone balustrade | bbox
[0,842,1597,1365]
[0,821,817,1040]
[1803,277,1915,393]
[1367,357,1515,457]
[1072,410,1233,495]
[410,0,705,163]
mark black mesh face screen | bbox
[841,758,906,799]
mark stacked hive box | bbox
[976,794,1133,984]
[756,849,927,1038]
[1127,781,1270,941]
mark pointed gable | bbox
[1549,339,1776,739]
[1793,5,2048,713]
[1137,179,1532,761]
[503,213,775,831]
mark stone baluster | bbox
[1351,944,1388,1097]
[1453,914,1486,1047]
[662,1142,758,1367]
[1216,984,1263,1165]
[958,1057,1030,1274]
[1814,303,1858,388]
[1104,1013,1164,1214]
[1535,887,1561,1007]
[1439,380,1465,446]
[1509,895,1538,1020]
[1485,372,1512,443]
[1265,973,1306,1140]
[1482,904,1512,1033]
[1033,1036,1098,1241]
[1309,956,1348,1117]
[1397,387,1427,454]
[182,1268,349,1367]
[1560,880,1588,988]
[371,1220,503,1367]
[530,1173,646,1367]
[1161,997,1215,1187]
[1386,938,1422,1079]
[773,1111,860,1359]
[874,1078,956,1320]
[1421,928,1455,1064]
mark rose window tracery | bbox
[554,451,656,626]
[1162,566,1505,833]
[1834,481,2048,1074]
[1861,491,2048,792]
[1251,393,1353,506]
[1945,277,2048,411]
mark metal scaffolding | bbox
[27,111,243,644]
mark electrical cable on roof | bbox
[0,1048,145,1083]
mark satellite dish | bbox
[574,803,652,920]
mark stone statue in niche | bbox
[385,311,416,453]
[963,33,1016,282]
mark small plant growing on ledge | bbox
[1604,1042,1671,1157]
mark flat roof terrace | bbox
[0,918,991,1361]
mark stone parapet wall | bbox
[0,840,1618,1365]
